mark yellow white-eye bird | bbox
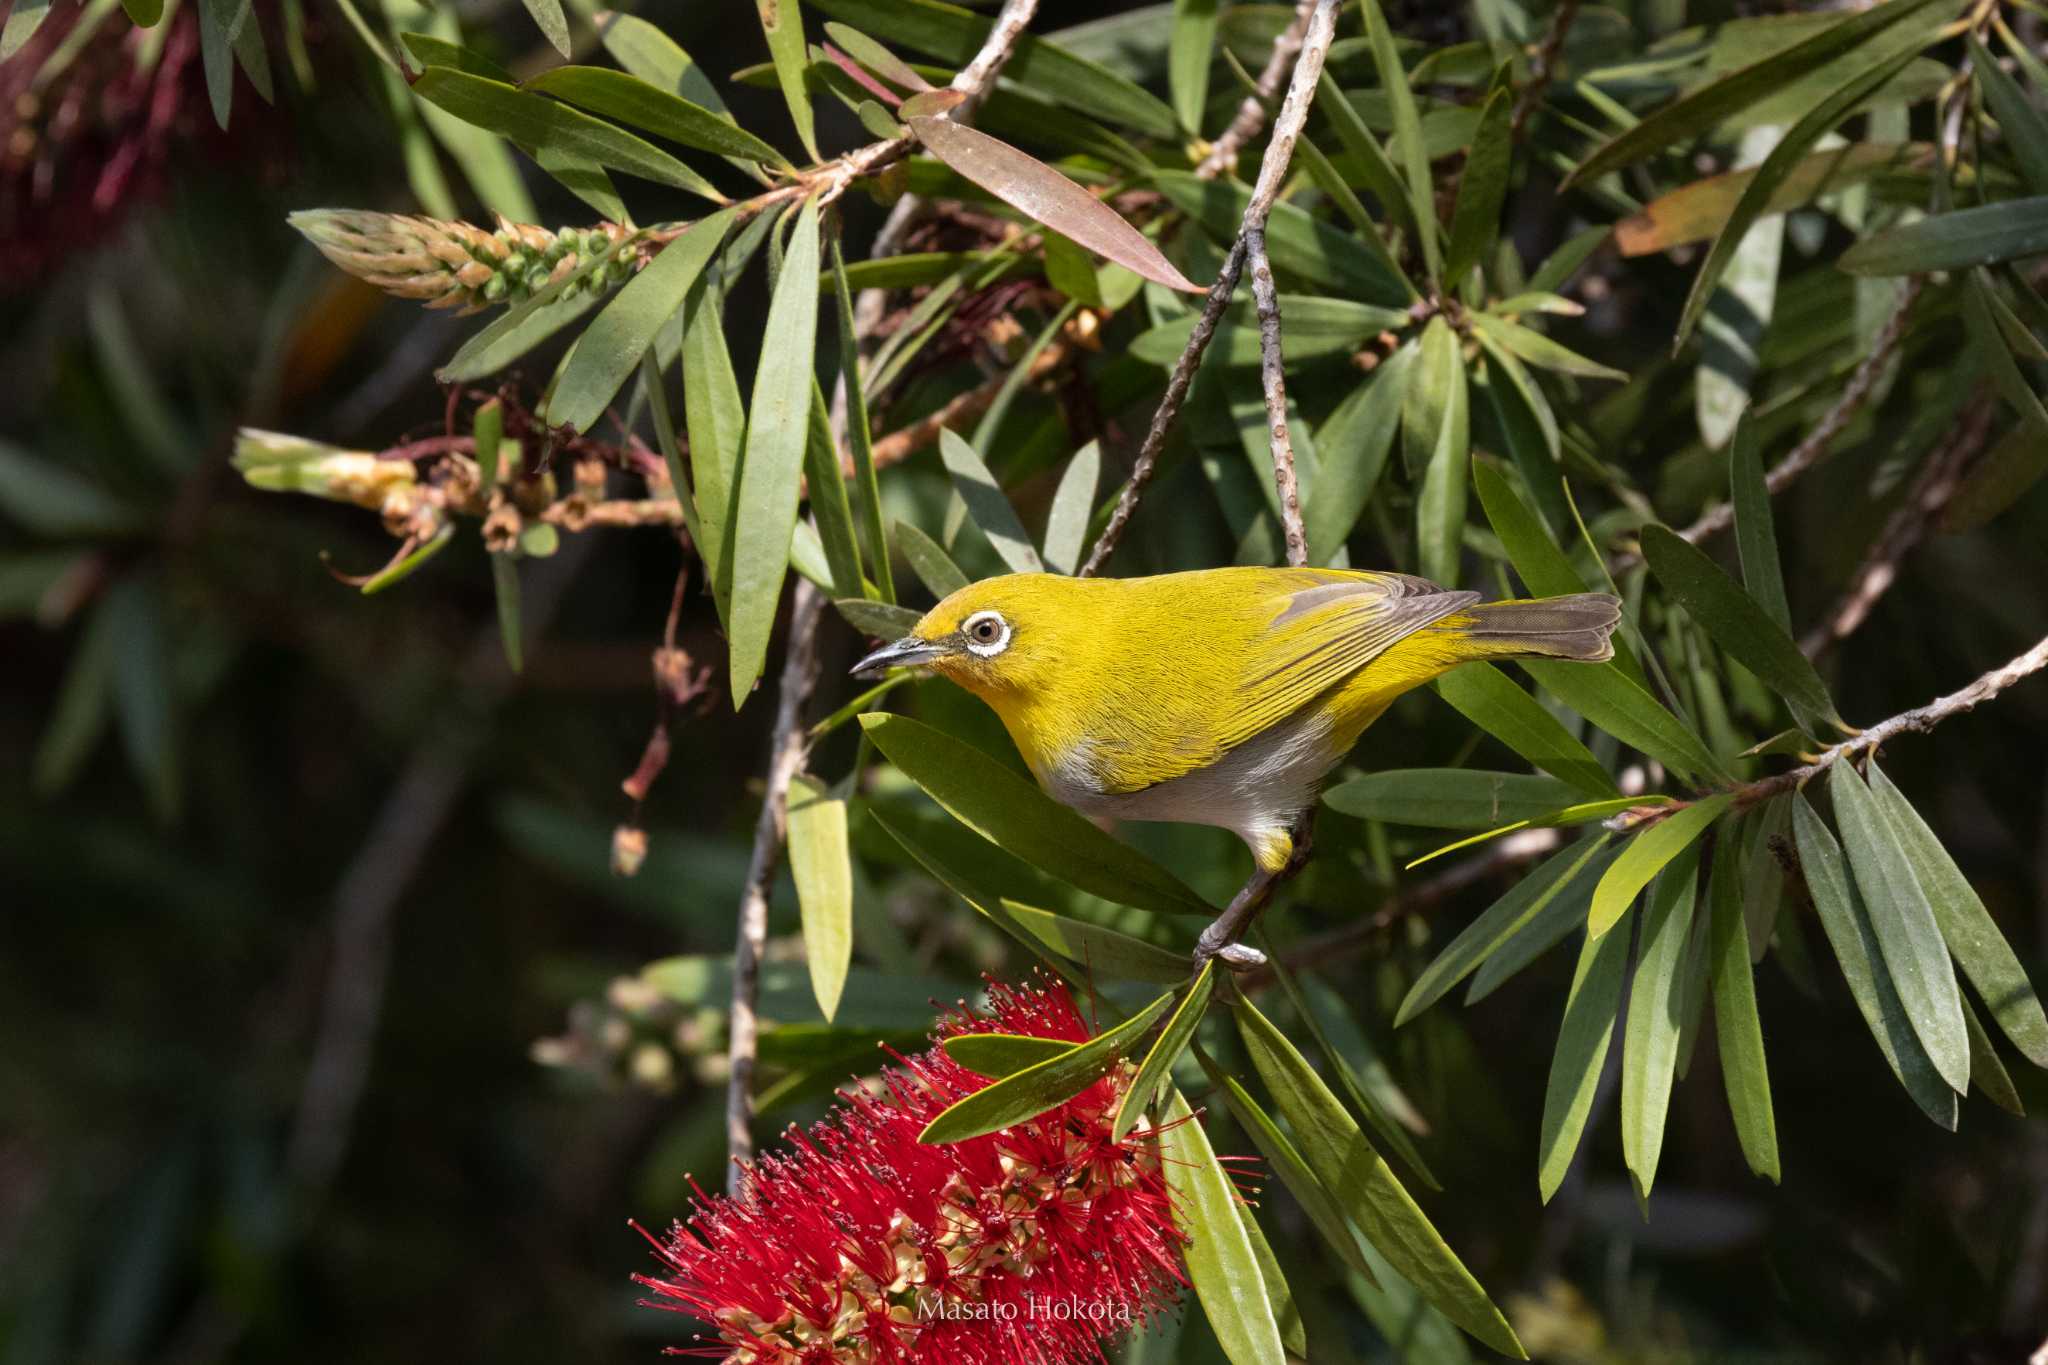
[853,567,1621,874]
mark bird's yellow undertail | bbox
[854,567,1621,873]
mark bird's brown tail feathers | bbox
[1443,593,1623,663]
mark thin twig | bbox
[1196,0,1316,178]
[1248,229,1308,566]
[1799,392,1996,659]
[1512,0,1582,137]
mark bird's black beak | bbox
[851,636,948,678]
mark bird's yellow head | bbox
[850,574,1090,701]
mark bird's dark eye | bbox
[971,619,999,642]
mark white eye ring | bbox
[961,610,1011,657]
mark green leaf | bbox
[937,429,1045,573]
[683,275,746,626]
[1359,0,1440,280]
[1615,141,1917,256]
[1563,0,1958,188]
[788,775,854,1022]
[526,67,790,166]
[1830,763,1970,1092]
[490,553,523,674]
[1304,346,1412,566]
[1727,411,1790,633]
[1444,88,1511,285]
[1793,794,1957,1127]
[1272,963,1440,1190]
[1235,997,1524,1357]
[1398,835,1617,1025]
[823,21,935,92]
[1693,126,1785,442]
[1152,171,1410,307]
[1709,828,1780,1180]
[1522,656,1726,787]
[547,210,735,433]
[122,0,164,29]
[728,198,823,702]
[1865,763,2048,1068]
[412,67,724,197]
[1168,0,1219,133]
[1538,905,1633,1201]
[434,231,628,383]
[1467,312,1626,382]
[1314,67,1421,249]
[1325,769,1579,829]
[194,0,245,127]
[1433,663,1618,799]
[1158,1088,1288,1365]
[0,440,143,538]
[943,1033,1075,1077]
[1236,1201,1308,1361]
[358,524,454,595]
[1131,297,1408,366]
[1588,795,1731,938]
[834,598,921,639]
[1471,457,1586,597]
[807,0,1180,138]
[104,578,179,822]
[1965,270,2048,447]
[995,898,1194,984]
[919,990,1175,1142]
[1621,847,1701,1203]
[1971,36,2048,194]
[1041,441,1100,575]
[908,117,1203,295]
[803,383,865,598]
[1841,198,2048,274]
[896,520,971,598]
[34,591,115,795]
[1042,232,1105,308]
[757,0,821,161]
[860,713,1215,916]
[1411,317,1469,586]
[1,0,54,60]
[1675,45,1923,349]
[400,33,514,82]
[1962,994,2026,1115]
[1477,341,1570,533]
[1640,524,1843,737]
[1113,962,1214,1140]
[828,236,895,602]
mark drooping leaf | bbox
[908,117,1203,294]
[834,598,921,639]
[803,384,865,598]
[995,898,1193,984]
[788,774,854,1022]
[1792,794,1958,1128]
[490,553,523,675]
[1708,826,1780,1180]
[896,520,972,598]
[1538,908,1633,1201]
[1694,125,1786,443]
[1113,962,1214,1140]
[1324,769,1580,829]
[918,989,1175,1142]
[1830,763,1971,1093]
[1621,848,1702,1203]
[1521,656,1727,787]
[1168,0,1220,134]
[1236,997,1525,1358]
[937,429,1045,573]
[517,0,571,56]
[1,0,55,62]
[1640,524,1845,737]
[1433,663,1618,798]
[1961,994,2026,1115]
[682,275,746,626]
[1236,1201,1308,1361]
[1964,270,2048,448]
[1158,1088,1288,1365]
[1304,345,1412,566]
[525,67,791,166]
[1726,411,1791,633]
[829,235,895,602]
[1588,795,1732,938]
[1970,35,2048,194]
[1412,317,1470,586]
[728,198,824,701]
[823,21,935,92]
[1041,442,1100,575]
[1444,87,1511,285]
[859,713,1214,916]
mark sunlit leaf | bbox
[1621,847,1701,1202]
[1158,1088,1288,1365]
[943,1033,1073,1077]
[1588,795,1731,938]
[1522,655,1726,787]
[937,429,1045,573]
[788,775,854,1022]
[1168,0,1219,133]
[1358,0,1440,280]
[1433,663,1618,798]
[1841,198,2048,274]
[1113,962,1214,1140]
[1303,346,1412,566]
[1616,141,1920,255]
[1325,769,1580,828]
[1152,171,1410,306]
[1411,317,1469,586]
[526,67,789,167]
[1042,441,1100,575]
[1467,312,1626,382]
[896,520,971,598]
[996,898,1193,984]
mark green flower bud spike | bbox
[285,210,645,314]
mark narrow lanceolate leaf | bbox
[1434,663,1619,799]
[1962,995,2027,1115]
[1793,795,1958,1128]
[1237,1202,1308,1361]
[1168,0,1220,134]
[1615,141,1919,255]
[195,0,247,127]
[804,384,865,598]
[1042,442,1099,575]
[1830,763,1970,1093]
[1842,198,2048,275]
[1539,907,1634,1201]
[1444,88,1511,285]
[1275,966,1440,1190]
[907,117,1203,294]
[859,713,1214,916]
[1563,0,1959,188]
[683,277,746,626]
[1522,657,1727,787]
[1324,770,1579,829]
[919,990,1175,1142]
[1152,171,1408,305]
[728,198,824,701]
[943,1032,1073,1077]
[1972,36,2048,193]
[1113,962,1215,1141]
[1728,412,1791,633]
[105,578,179,822]
[937,429,1044,573]
[1304,346,1412,566]
[1236,998,1526,1358]
[490,554,523,674]
[1589,796,1732,938]
[1708,829,1780,1180]
[1965,271,2048,446]
[1622,849,1702,1203]
[1398,836,1616,1025]
[1,0,54,63]
[525,68,790,167]
[412,68,724,197]
[1412,317,1470,587]
[787,775,853,1022]
[519,0,571,55]
[830,236,894,602]
[547,210,736,433]
[996,899,1193,984]
[757,0,821,161]
[1695,125,1785,444]
[1158,1089,1288,1365]
[823,22,934,93]
[1675,45,1923,349]
[1641,524,1844,737]
[896,520,971,598]
[1943,420,2048,532]
[1359,0,1440,281]
[1865,764,2048,1068]
[1472,458,1585,596]
[1467,313,1626,383]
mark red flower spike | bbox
[636,979,1193,1363]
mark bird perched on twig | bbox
[855,567,1621,875]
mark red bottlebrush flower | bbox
[635,979,1191,1363]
